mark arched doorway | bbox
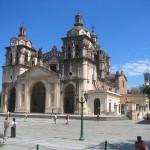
[31,82,45,113]
[8,87,16,112]
[64,84,75,113]
[94,98,100,115]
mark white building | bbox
[1,13,127,116]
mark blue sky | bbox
[0,0,150,90]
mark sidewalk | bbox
[0,112,129,121]
[0,117,149,150]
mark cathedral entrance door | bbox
[8,87,16,112]
[31,82,45,113]
[64,84,75,114]
[94,98,100,115]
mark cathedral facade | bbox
[1,13,127,115]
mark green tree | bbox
[128,86,142,94]
[143,85,150,96]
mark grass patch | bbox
[0,143,4,148]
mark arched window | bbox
[122,81,124,87]
[24,52,28,64]
[68,46,71,59]
[50,64,57,72]
[16,52,19,64]
[32,60,35,66]
[75,45,79,58]
[10,53,12,65]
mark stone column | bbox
[131,103,137,120]
[54,81,60,109]
[114,105,118,116]
[16,84,21,107]
[83,61,88,79]
[0,89,8,113]
[25,90,30,113]
[62,65,64,77]
[14,84,21,112]
[24,82,30,113]
[45,88,51,113]
[20,53,25,65]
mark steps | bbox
[0,113,130,121]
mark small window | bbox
[16,52,19,64]
[50,65,57,72]
[68,46,71,59]
[122,81,124,87]
[68,72,72,76]
[10,53,12,65]
[139,106,141,112]
[109,103,111,112]
[136,104,139,111]
[75,45,79,58]
[32,61,35,66]
[25,53,28,63]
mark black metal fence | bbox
[104,141,123,150]
[23,141,125,150]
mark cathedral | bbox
[0,13,127,115]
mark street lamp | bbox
[78,92,88,141]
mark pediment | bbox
[19,65,58,79]
[29,68,50,77]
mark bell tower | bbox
[3,25,37,85]
[18,24,26,37]
[74,13,83,26]
[61,13,99,114]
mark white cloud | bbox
[111,64,119,73]
[111,59,150,76]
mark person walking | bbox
[11,118,17,138]
[97,113,99,121]
[135,136,148,150]
[51,109,54,115]
[7,111,10,118]
[2,117,10,143]
[54,114,57,124]
[66,114,70,125]
[24,113,28,121]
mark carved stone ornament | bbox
[71,29,78,36]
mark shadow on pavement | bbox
[136,119,150,124]
[86,141,135,150]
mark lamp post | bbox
[78,92,88,141]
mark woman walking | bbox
[11,118,17,138]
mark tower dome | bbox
[67,13,91,38]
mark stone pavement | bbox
[0,116,149,150]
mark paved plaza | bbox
[0,116,149,150]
